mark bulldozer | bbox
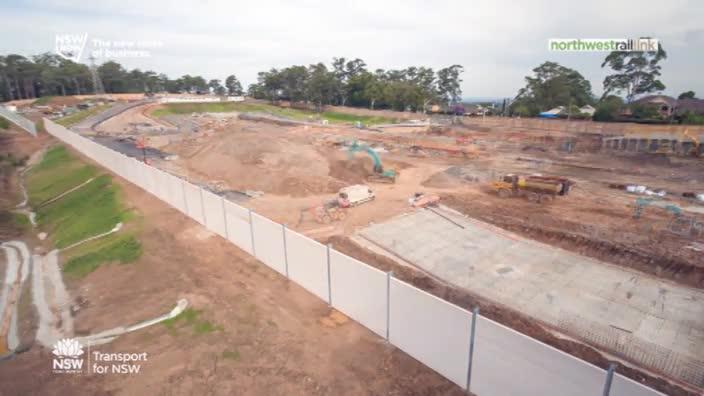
[491,174,573,203]
[348,141,397,183]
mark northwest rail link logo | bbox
[549,38,660,52]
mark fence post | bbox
[248,209,256,257]
[181,179,189,215]
[386,271,393,341]
[602,363,617,396]
[199,188,207,225]
[282,224,289,278]
[326,244,332,305]
[466,306,479,393]
[221,197,229,239]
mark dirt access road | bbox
[0,137,463,395]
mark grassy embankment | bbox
[150,102,398,125]
[32,96,54,106]
[0,116,10,130]
[55,104,111,127]
[26,145,141,277]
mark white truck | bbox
[338,185,375,207]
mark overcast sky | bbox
[1,0,703,99]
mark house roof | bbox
[675,98,704,115]
[633,95,677,107]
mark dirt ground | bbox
[0,135,464,395]
[147,110,704,291]
[71,101,704,393]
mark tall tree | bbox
[601,42,667,103]
[436,65,464,104]
[306,63,337,111]
[224,74,243,96]
[512,61,594,116]
[208,79,225,95]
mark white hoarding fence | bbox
[329,249,388,338]
[41,118,666,396]
[0,106,37,136]
[284,228,329,301]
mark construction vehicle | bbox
[409,192,440,208]
[348,141,397,183]
[339,184,375,206]
[311,185,374,224]
[491,174,574,203]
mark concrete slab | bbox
[360,208,704,388]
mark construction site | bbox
[24,94,698,392]
[2,93,704,395]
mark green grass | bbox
[32,96,55,106]
[27,148,98,206]
[0,116,9,130]
[35,173,128,248]
[162,308,223,335]
[151,102,398,125]
[63,233,141,277]
[26,145,140,276]
[12,212,30,229]
[55,104,111,127]
[221,350,240,361]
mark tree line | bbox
[0,53,463,112]
[246,59,464,111]
[0,53,245,102]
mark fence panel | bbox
[167,174,187,213]
[182,182,205,224]
[223,200,253,254]
[0,106,37,135]
[153,168,172,205]
[251,213,286,275]
[472,315,605,396]
[329,249,387,337]
[389,278,471,388]
[611,374,664,396]
[201,189,227,238]
[285,229,328,301]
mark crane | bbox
[347,140,397,183]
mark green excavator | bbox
[348,140,397,183]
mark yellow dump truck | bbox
[491,174,574,203]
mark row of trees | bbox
[246,58,464,111]
[1,53,463,112]
[0,53,245,102]
[510,43,687,121]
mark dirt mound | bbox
[421,171,457,188]
[422,166,486,188]
[328,158,372,184]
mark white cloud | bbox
[1,0,702,97]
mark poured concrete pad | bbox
[360,208,704,388]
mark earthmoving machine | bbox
[490,174,574,203]
[348,141,397,183]
[311,185,375,224]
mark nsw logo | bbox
[52,338,84,373]
[55,33,88,62]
